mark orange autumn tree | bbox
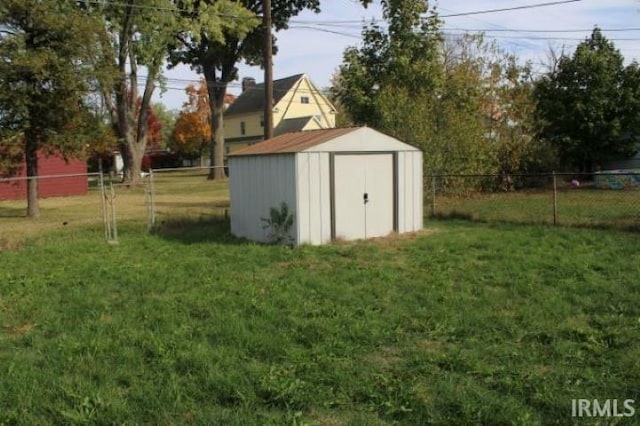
[171,80,211,164]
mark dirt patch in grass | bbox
[363,346,403,369]
[418,339,443,353]
[332,228,440,248]
[4,323,35,336]
[0,237,23,252]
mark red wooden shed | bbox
[0,151,88,201]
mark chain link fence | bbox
[0,167,229,248]
[426,172,640,231]
[2,168,638,250]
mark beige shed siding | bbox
[295,152,331,245]
[229,154,297,243]
[397,151,423,233]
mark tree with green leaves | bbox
[169,0,325,179]
[0,0,105,217]
[87,0,179,184]
[152,103,178,150]
[334,2,493,183]
[335,0,442,126]
[334,2,547,193]
[534,28,640,172]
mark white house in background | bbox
[228,127,423,246]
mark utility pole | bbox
[263,0,274,140]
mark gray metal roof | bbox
[224,74,304,117]
[274,116,317,135]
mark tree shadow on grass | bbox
[429,211,640,233]
[151,216,250,245]
[154,200,230,209]
[0,206,26,218]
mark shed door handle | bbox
[363,192,369,204]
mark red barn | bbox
[0,151,88,201]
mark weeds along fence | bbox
[0,167,230,245]
[426,172,640,231]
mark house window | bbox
[301,96,310,104]
[240,121,246,135]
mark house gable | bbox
[272,75,336,130]
[224,74,336,146]
[224,74,303,117]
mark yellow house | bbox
[224,74,336,153]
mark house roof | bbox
[228,128,360,156]
[274,116,317,135]
[224,74,304,116]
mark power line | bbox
[288,25,361,39]
[80,0,584,23]
[467,34,640,41]
[82,0,183,13]
[81,0,248,20]
[287,22,640,43]
[444,27,640,34]
[439,0,582,18]
[437,9,539,52]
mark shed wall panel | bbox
[397,152,408,233]
[295,152,331,245]
[412,152,424,230]
[229,154,297,243]
[396,151,423,233]
[319,153,331,243]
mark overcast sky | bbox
[154,0,640,110]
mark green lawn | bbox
[432,188,639,230]
[1,220,639,424]
[0,171,229,251]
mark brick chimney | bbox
[242,77,256,92]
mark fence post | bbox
[147,168,156,230]
[552,171,558,226]
[109,180,118,244]
[431,175,437,217]
[98,159,109,241]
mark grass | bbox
[0,170,229,251]
[1,215,639,424]
[432,188,640,230]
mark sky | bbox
[154,0,640,110]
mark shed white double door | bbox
[333,153,394,240]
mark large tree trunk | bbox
[110,2,154,186]
[125,65,157,185]
[24,134,39,218]
[130,139,146,182]
[204,66,227,180]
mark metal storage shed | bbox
[228,127,423,245]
